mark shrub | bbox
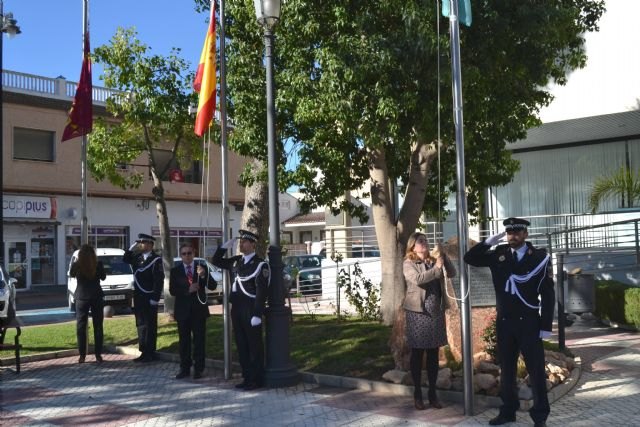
[481,314,498,361]
[594,280,640,328]
[337,262,381,321]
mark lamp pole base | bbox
[264,304,299,387]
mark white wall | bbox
[54,196,243,285]
[539,0,640,123]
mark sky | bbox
[4,0,638,124]
[3,0,211,84]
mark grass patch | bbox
[1,314,393,380]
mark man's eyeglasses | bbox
[181,252,193,256]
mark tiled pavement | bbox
[1,317,639,426]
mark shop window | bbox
[13,127,55,162]
[152,149,202,184]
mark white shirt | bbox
[242,252,256,265]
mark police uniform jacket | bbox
[123,250,164,302]
[169,263,217,321]
[402,254,456,313]
[464,241,555,331]
[212,248,268,317]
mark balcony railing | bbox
[2,69,120,105]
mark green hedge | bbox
[594,280,640,328]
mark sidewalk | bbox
[1,316,639,426]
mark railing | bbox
[2,69,120,105]
[285,213,640,316]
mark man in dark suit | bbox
[170,243,217,379]
[123,233,164,362]
[464,218,555,427]
[212,229,269,390]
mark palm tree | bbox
[588,166,640,213]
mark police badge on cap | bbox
[137,233,156,243]
[503,217,530,232]
[238,229,259,242]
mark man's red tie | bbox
[186,265,193,284]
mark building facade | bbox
[2,70,247,290]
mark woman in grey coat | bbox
[403,232,456,410]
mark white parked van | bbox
[67,248,134,312]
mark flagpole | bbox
[80,0,89,245]
[218,0,233,381]
[448,0,474,415]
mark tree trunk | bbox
[148,150,174,317]
[149,180,174,316]
[240,158,270,257]
[368,142,437,325]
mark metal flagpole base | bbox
[264,304,299,387]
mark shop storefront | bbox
[3,195,58,290]
[151,227,222,258]
[65,225,129,268]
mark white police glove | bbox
[250,316,262,326]
[485,232,506,246]
[539,330,552,339]
[128,241,139,251]
[221,238,236,250]
[149,299,159,306]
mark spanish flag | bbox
[194,4,217,137]
[62,32,93,142]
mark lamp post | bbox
[0,0,21,266]
[254,0,298,387]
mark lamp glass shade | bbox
[254,0,281,27]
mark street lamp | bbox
[254,0,298,387]
[0,0,21,266]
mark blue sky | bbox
[3,0,210,84]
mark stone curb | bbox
[2,346,582,413]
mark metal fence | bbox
[284,212,640,316]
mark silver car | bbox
[0,264,18,327]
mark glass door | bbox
[5,241,30,290]
[31,238,55,285]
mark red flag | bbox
[194,4,217,137]
[62,32,93,142]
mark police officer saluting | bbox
[464,218,554,427]
[212,229,269,391]
[123,233,164,363]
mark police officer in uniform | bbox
[212,229,269,390]
[464,218,554,427]
[123,233,164,362]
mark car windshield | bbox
[100,256,133,275]
[300,256,321,268]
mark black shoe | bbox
[235,381,248,389]
[488,414,516,425]
[414,398,426,410]
[175,370,190,379]
[534,423,547,427]
[139,356,155,363]
[95,354,103,363]
[78,355,86,364]
[193,371,204,380]
[133,354,146,362]
[429,399,443,409]
[243,382,262,391]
